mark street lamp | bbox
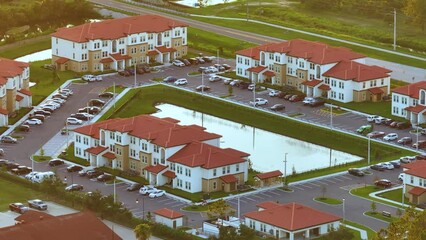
[201,71,204,95]
[283,153,288,185]
[136,198,145,220]
[367,136,371,165]
[342,198,346,224]
[134,63,137,87]
[330,103,333,130]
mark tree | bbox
[134,223,151,240]
[207,199,233,221]
[370,201,377,213]
[404,0,426,31]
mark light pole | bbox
[237,196,240,220]
[342,198,346,224]
[216,49,220,66]
[367,136,371,165]
[113,81,116,109]
[201,71,204,95]
[134,63,137,87]
[330,103,333,130]
[65,120,69,149]
[402,178,405,207]
[283,153,288,184]
[136,198,145,220]
[252,76,256,108]
[65,174,73,185]
[113,178,116,204]
[416,128,419,153]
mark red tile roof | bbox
[156,46,177,53]
[0,211,121,240]
[245,202,341,231]
[147,50,158,56]
[236,39,364,65]
[144,164,167,174]
[404,161,426,178]
[0,58,29,85]
[154,208,184,219]
[55,57,69,64]
[168,141,249,169]
[102,152,116,159]
[323,60,390,82]
[100,58,114,63]
[16,95,24,101]
[368,87,384,95]
[85,146,108,155]
[162,170,176,178]
[247,66,267,73]
[18,89,32,96]
[392,81,426,99]
[408,187,426,196]
[74,118,125,139]
[318,84,331,90]
[256,201,282,210]
[110,53,131,61]
[302,79,322,87]
[52,15,188,43]
[220,174,238,183]
[263,70,275,77]
[0,108,9,115]
[405,105,426,114]
[402,161,426,170]
[255,170,283,180]
[15,210,55,222]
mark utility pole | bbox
[330,103,333,130]
[393,8,397,51]
[284,153,288,184]
[201,71,204,95]
[237,196,240,220]
[113,81,116,109]
[368,136,371,165]
[246,0,249,22]
[134,63,137,87]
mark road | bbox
[90,0,425,82]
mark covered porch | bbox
[368,87,385,102]
[408,186,426,205]
[219,174,238,192]
[247,66,267,83]
[254,170,283,188]
[110,53,132,70]
[301,79,322,98]
[405,105,426,125]
[144,164,168,186]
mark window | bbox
[140,46,146,52]
[185,168,191,177]
[309,63,315,70]
[83,137,88,145]
[119,49,125,54]
[213,169,217,176]
[76,135,81,143]
[260,224,266,232]
[381,78,384,85]
[131,37,136,43]
[213,182,217,189]
[141,155,148,163]
[363,82,366,89]
[249,220,255,229]
[227,166,230,174]
[110,132,115,140]
[141,143,147,151]
[102,41,108,47]
[324,77,330,85]
[102,51,108,58]
[81,43,87,49]
[94,42,100,49]
[130,161,136,170]
[116,135,121,143]
[131,47,137,54]
[411,176,414,184]
[153,145,159,153]
[153,158,159,164]
[119,38,125,44]
[222,167,226,174]
[148,34,153,40]
[339,82,344,89]
[81,54,88,60]
[148,44,153,50]
[115,147,122,155]
[237,57,242,64]
[236,164,239,172]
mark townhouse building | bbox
[244,201,341,240]
[391,81,426,125]
[51,15,188,73]
[73,115,249,193]
[0,58,32,126]
[235,39,391,103]
[402,161,426,206]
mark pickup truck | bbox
[28,199,48,210]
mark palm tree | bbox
[134,223,151,240]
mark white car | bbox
[381,162,395,170]
[250,98,268,106]
[302,97,315,105]
[66,117,83,125]
[25,119,42,125]
[174,78,188,86]
[375,116,386,124]
[45,101,60,109]
[94,75,102,81]
[367,115,380,122]
[82,75,95,81]
[139,185,157,195]
[59,89,73,96]
[268,90,281,97]
[398,173,404,182]
[51,98,66,105]
[383,133,398,141]
[172,60,185,67]
[149,190,165,198]
[25,172,40,180]
[209,76,222,82]
[42,103,59,110]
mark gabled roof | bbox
[154,208,184,219]
[236,39,365,65]
[156,46,177,53]
[220,174,238,183]
[405,105,426,114]
[403,161,426,178]
[162,170,176,179]
[408,187,426,196]
[256,201,282,210]
[144,164,167,174]
[0,108,9,115]
[100,58,114,63]
[323,60,391,82]
[368,87,384,95]
[55,57,69,64]
[0,211,121,240]
[85,146,107,155]
[168,141,249,169]
[74,118,123,139]
[392,81,426,99]
[51,15,188,43]
[16,95,24,101]
[110,53,131,61]
[302,79,322,87]
[255,170,283,180]
[102,152,116,159]
[245,202,341,231]
[15,210,55,222]
[247,66,267,73]
[263,70,275,77]
[318,84,331,91]
[0,58,29,85]
[18,89,32,96]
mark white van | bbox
[31,171,55,183]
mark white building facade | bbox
[391,81,426,125]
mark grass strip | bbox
[314,197,342,205]
[342,220,376,239]
[350,185,411,208]
[365,211,399,223]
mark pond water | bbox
[152,104,362,174]
[175,0,237,7]
[15,49,51,62]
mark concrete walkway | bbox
[343,223,368,240]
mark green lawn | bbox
[32,155,52,162]
[103,85,127,94]
[0,127,8,135]
[97,88,141,121]
[182,204,209,212]
[314,197,342,205]
[350,185,411,208]
[0,178,43,211]
[365,211,399,223]
[343,220,376,240]
[376,188,409,204]
[8,107,32,125]
[58,143,90,166]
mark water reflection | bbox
[15,49,51,62]
[152,104,362,174]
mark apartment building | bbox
[402,161,426,206]
[51,15,188,73]
[0,58,32,126]
[391,81,426,125]
[73,115,249,193]
[235,39,391,103]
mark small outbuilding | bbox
[154,208,184,229]
[254,170,283,187]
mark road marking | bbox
[299,184,313,189]
[306,182,321,187]
[251,194,265,199]
[291,185,305,191]
[128,208,139,212]
[164,201,179,205]
[171,203,186,208]
[259,192,272,198]
[322,179,336,184]
[332,177,344,182]
[266,190,281,196]
[243,197,256,202]
[339,175,352,180]
[158,198,172,203]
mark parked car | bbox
[25,119,42,125]
[52,93,68,100]
[383,133,398,141]
[400,156,416,164]
[309,99,325,107]
[174,78,188,86]
[163,76,177,83]
[229,80,241,87]
[1,136,17,143]
[250,98,268,106]
[247,83,256,91]
[89,99,105,107]
[48,159,64,167]
[86,170,104,178]
[9,203,29,214]
[42,106,55,112]
[268,90,281,97]
[59,89,73,96]
[32,114,46,122]
[97,174,115,182]
[375,179,392,188]
[195,85,211,92]
[82,75,95,81]
[24,171,39,181]
[209,76,222,82]
[98,92,114,98]
[149,190,166,198]
[66,117,83,125]
[65,184,84,192]
[181,59,191,66]
[347,168,364,177]
[27,199,48,210]
[412,140,426,149]
[78,167,95,177]
[222,64,231,70]
[189,58,199,65]
[239,81,250,89]
[398,173,404,182]
[126,183,142,192]
[302,97,315,105]
[6,162,19,171]
[11,166,32,175]
[70,112,94,121]
[34,110,51,117]
[78,106,101,115]
[202,56,215,63]
[390,161,401,168]
[195,57,205,64]
[397,137,412,145]
[283,94,293,100]
[289,95,304,102]
[118,70,130,77]
[397,122,411,129]
[384,118,394,126]
[270,104,285,111]
[0,148,4,156]
[381,162,395,170]
[370,164,386,171]
[367,115,380,122]
[67,165,83,172]
[172,59,185,67]
[366,131,385,138]
[374,116,386,124]
[223,78,232,85]
[389,121,398,128]
[51,98,66,106]
[137,64,151,73]
[416,154,426,160]
[139,185,157,195]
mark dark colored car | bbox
[78,106,101,115]
[370,164,386,171]
[9,203,29,214]
[42,107,54,113]
[270,104,285,111]
[65,184,84,192]
[34,110,51,117]
[126,183,142,191]
[89,99,105,107]
[289,95,304,102]
[137,64,151,73]
[32,114,45,122]
[67,165,83,172]
[412,140,426,149]
[384,119,395,126]
[6,162,20,171]
[375,179,392,188]
[118,70,130,77]
[136,67,145,75]
[283,94,293,100]
[181,59,191,66]
[18,125,30,132]
[389,121,398,128]
[222,64,231,70]
[416,154,426,160]
[189,58,199,65]
[348,168,364,177]
[49,159,64,167]
[127,68,135,75]
[397,122,411,129]
[309,99,325,107]
[277,92,287,99]
[87,170,104,178]
[97,174,115,182]
[98,92,114,98]
[397,137,412,145]
[201,56,213,63]
[389,161,401,168]
[163,76,177,83]
[11,166,32,175]
[239,82,250,89]
[366,131,385,138]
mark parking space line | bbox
[306,182,321,187]
[321,179,336,184]
[291,185,305,191]
[332,177,344,182]
[259,192,272,198]
[158,198,172,203]
[251,194,265,199]
[265,190,281,196]
[299,184,313,189]
[339,175,352,180]
[243,197,256,202]
[164,201,179,205]
[171,203,186,208]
